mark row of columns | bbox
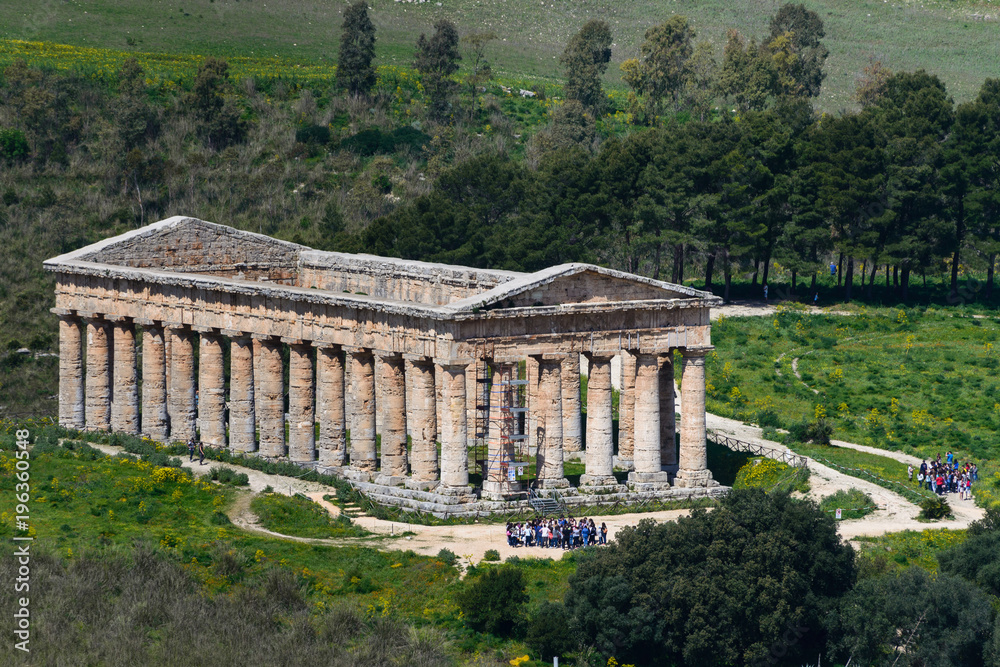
[57,312,712,492]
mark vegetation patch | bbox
[818,488,876,520]
[250,492,369,540]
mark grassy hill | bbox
[1,0,999,109]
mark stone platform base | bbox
[306,462,727,518]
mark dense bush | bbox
[525,602,576,662]
[455,565,529,636]
[825,567,993,667]
[208,466,250,486]
[918,495,951,520]
[787,418,833,444]
[0,128,29,161]
[819,488,876,520]
[565,488,855,666]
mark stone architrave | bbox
[85,317,112,431]
[287,341,316,462]
[534,356,569,489]
[439,362,469,490]
[256,336,285,457]
[675,348,716,488]
[140,322,168,441]
[110,319,139,434]
[57,314,85,429]
[407,356,438,485]
[228,334,256,452]
[198,329,226,447]
[376,352,407,483]
[617,350,636,467]
[347,348,377,473]
[562,353,583,459]
[167,325,197,442]
[316,344,346,466]
[628,353,670,488]
[580,354,616,486]
[659,353,677,469]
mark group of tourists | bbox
[506,517,607,549]
[909,452,977,500]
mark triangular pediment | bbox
[448,264,712,311]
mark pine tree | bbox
[337,1,377,96]
[415,19,461,121]
[560,20,613,114]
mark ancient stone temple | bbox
[45,216,724,515]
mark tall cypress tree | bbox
[414,20,462,121]
[560,20,613,114]
[337,1,377,96]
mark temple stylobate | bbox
[46,216,724,514]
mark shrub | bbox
[0,128,29,161]
[437,548,459,567]
[455,565,529,636]
[787,418,833,444]
[525,602,575,662]
[295,124,331,145]
[919,496,951,520]
[482,549,500,562]
[209,466,249,486]
[210,511,231,525]
[819,488,876,520]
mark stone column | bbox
[110,319,139,434]
[439,362,469,490]
[57,314,85,429]
[287,341,316,462]
[347,348,377,473]
[526,356,538,453]
[316,344,346,467]
[675,348,716,488]
[617,350,636,468]
[580,355,616,486]
[139,321,168,441]
[167,325,197,441]
[562,353,583,460]
[198,329,226,447]
[256,336,285,457]
[229,333,256,452]
[659,353,677,469]
[628,353,671,489]
[407,356,438,486]
[534,355,569,489]
[85,317,111,431]
[377,352,407,483]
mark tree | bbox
[855,53,893,108]
[455,565,529,636]
[825,568,993,667]
[767,3,828,98]
[462,31,497,119]
[716,30,779,113]
[561,20,613,114]
[960,79,1000,300]
[683,41,718,121]
[113,58,159,151]
[415,19,462,121]
[565,489,856,665]
[620,16,695,123]
[337,1,377,96]
[186,57,245,149]
[533,99,597,155]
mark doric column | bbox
[228,333,256,452]
[110,318,139,434]
[659,353,677,469]
[534,355,569,489]
[84,316,111,431]
[675,348,717,488]
[580,354,616,486]
[526,356,539,453]
[439,362,469,489]
[139,321,168,441]
[287,341,316,462]
[56,313,85,429]
[407,356,438,485]
[316,344,346,467]
[617,350,636,468]
[628,353,671,489]
[377,352,407,483]
[255,336,285,457]
[197,329,226,447]
[562,353,583,460]
[167,325,197,441]
[347,348,377,473]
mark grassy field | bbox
[708,307,1000,505]
[1,0,999,109]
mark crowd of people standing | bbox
[506,517,607,549]
[910,451,977,500]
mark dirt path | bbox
[711,300,852,320]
